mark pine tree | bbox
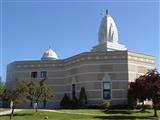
[60,93,71,108]
[78,87,87,107]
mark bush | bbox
[60,93,80,109]
[136,104,153,109]
[85,104,101,109]
[60,93,71,108]
[100,101,111,110]
[156,103,160,110]
[128,89,137,109]
[110,104,131,109]
[70,96,78,108]
[78,87,87,107]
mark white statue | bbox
[98,9,118,44]
[91,9,127,51]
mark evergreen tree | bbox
[60,93,71,108]
[78,87,87,107]
[71,96,78,108]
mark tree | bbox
[27,81,36,107]
[41,84,53,108]
[60,93,71,108]
[71,95,78,108]
[2,80,28,120]
[0,79,4,100]
[129,75,148,111]
[78,87,87,107]
[26,79,53,112]
[129,69,160,117]
[128,88,137,109]
[2,79,53,118]
[145,69,160,117]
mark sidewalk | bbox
[0,109,23,116]
[42,109,106,116]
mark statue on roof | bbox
[98,9,118,44]
[91,9,127,51]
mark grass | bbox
[0,109,94,120]
[58,109,106,115]
[0,109,160,120]
[0,108,10,112]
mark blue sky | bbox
[0,0,159,81]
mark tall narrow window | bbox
[31,72,37,78]
[72,84,76,98]
[41,71,47,78]
[103,82,111,100]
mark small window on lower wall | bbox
[31,72,37,78]
[103,82,111,100]
[72,84,76,98]
[41,71,47,78]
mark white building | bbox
[6,10,155,108]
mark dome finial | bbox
[106,9,108,15]
[101,9,108,17]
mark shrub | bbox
[136,104,153,109]
[60,93,71,108]
[156,103,160,110]
[85,104,101,109]
[110,104,131,109]
[128,89,137,109]
[60,93,79,109]
[100,101,111,110]
[70,96,78,108]
[78,87,87,107]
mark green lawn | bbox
[58,109,106,115]
[0,109,160,120]
[0,108,10,112]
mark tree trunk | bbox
[36,106,38,112]
[10,107,14,120]
[30,100,33,107]
[35,101,38,112]
[154,103,157,117]
[43,100,46,109]
[141,101,145,112]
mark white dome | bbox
[41,48,58,60]
[98,13,118,44]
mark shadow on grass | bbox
[102,110,132,114]
[94,115,158,120]
[102,109,152,115]
[1,113,33,117]
[136,110,151,113]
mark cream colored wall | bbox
[128,51,155,82]
[6,51,155,107]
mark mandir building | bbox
[6,10,155,108]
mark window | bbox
[72,84,76,98]
[41,71,47,78]
[103,82,111,100]
[31,72,37,78]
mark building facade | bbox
[6,10,155,108]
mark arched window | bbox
[31,72,37,78]
[72,84,76,98]
[71,77,76,99]
[102,74,111,100]
[41,71,47,78]
[103,82,111,100]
